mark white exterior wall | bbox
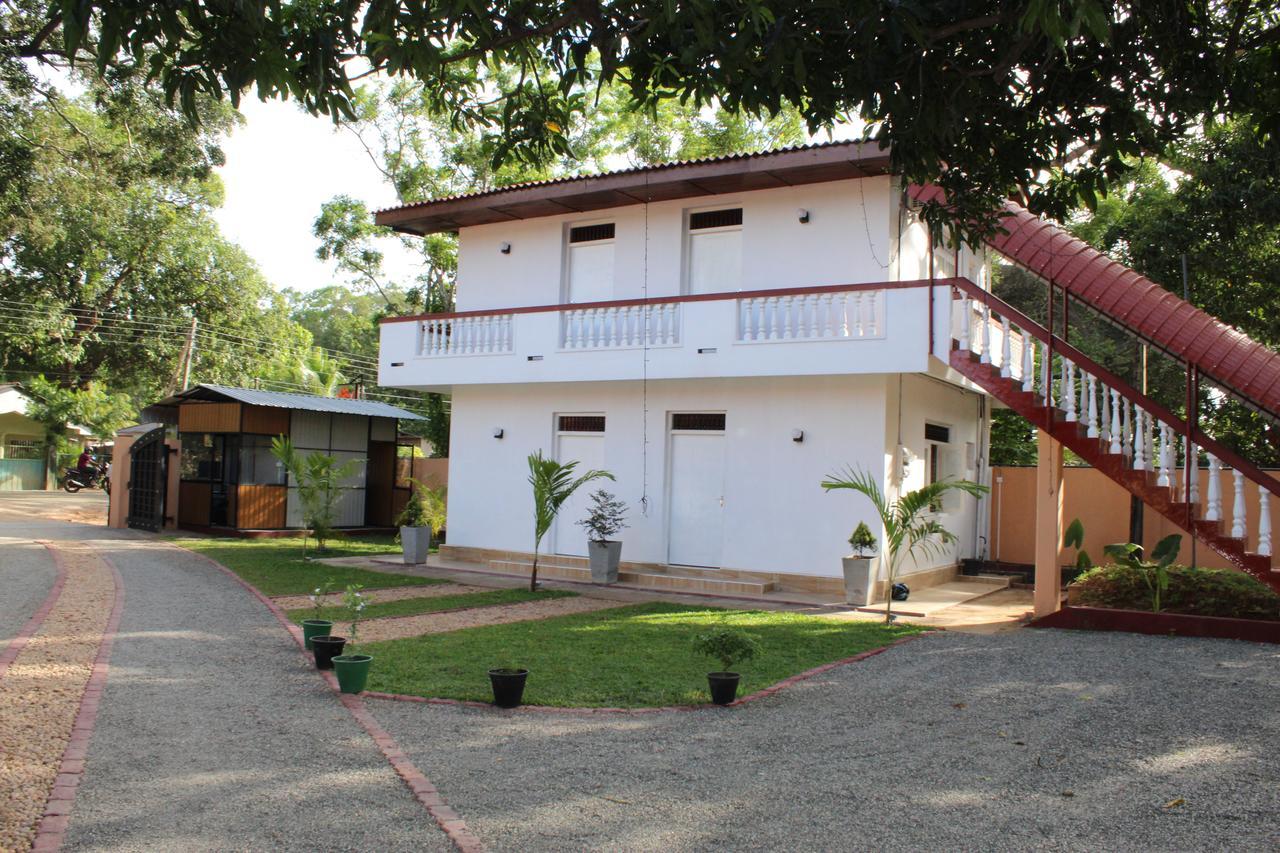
[446,375,983,578]
[882,373,988,575]
[455,177,896,311]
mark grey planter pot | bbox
[401,526,431,565]
[588,540,623,584]
[841,556,878,606]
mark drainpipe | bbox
[994,473,1004,563]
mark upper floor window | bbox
[566,222,615,304]
[686,207,742,295]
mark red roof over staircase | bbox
[911,185,1280,418]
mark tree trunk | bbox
[529,552,539,593]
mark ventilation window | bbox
[569,223,615,243]
[688,208,743,231]
[671,413,726,431]
[925,423,951,444]
[558,415,606,433]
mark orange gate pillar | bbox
[1034,431,1065,617]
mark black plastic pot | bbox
[488,668,529,708]
[312,635,347,670]
[707,671,741,706]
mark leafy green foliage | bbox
[527,451,612,591]
[848,522,877,557]
[1101,535,1183,613]
[21,375,133,450]
[1062,518,1094,571]
[341,585,369,649]
[397,478,447,536]
[989,410,1039,467]
[361,603,921,707]
[1070,563,1280,621]
[270,436,362,551]
[822,467,988,623]
[15,1,1278,243]
[692,627,762,673]
[576,489,628,543]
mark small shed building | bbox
[121,384,424,534]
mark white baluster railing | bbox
[560,302,682,349]
[418,314,515,357]
[736,290,885,343]
[1232,468,1247,540]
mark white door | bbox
[554,432,605,557]
[568,241,614,304]
[687,229,742,294]
[667,432,726,567]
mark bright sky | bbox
[213,97,421,295]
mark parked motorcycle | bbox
[63,467,110,494]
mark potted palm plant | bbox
[692,627,761,705]
[527,451,612,591]
[398,480,446,565]
[841,522,879,606]
[331,585,373,694]
[577,489,628,583]
[822,467,988,623]
[302,580,336,650]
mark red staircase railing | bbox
[947,277,1278,590]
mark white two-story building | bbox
[377,141,994,596]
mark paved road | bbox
[0,499,453,851]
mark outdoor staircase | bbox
[945,278,1280,592]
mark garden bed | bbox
[1032,605,1280,644]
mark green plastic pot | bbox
[333,654,373,694]
[302,619,334,651]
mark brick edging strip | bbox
[177,545,485,853]
[31,549,126,853]
[0,541,70,682]
[362,632,935,715]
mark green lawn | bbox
[362,602,922,707]
[174,536,443,596]
[288,588,576,623]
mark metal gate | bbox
[127,427,168,532]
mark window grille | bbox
[569,223,616,243]
[671,413,726,431]
[558,415,606,432]
[925,423,951,444]
[689,208,743,230]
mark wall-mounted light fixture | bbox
[499,242,512,254]
[697,347,717,354]
[492,427,505,439]
[797,208,811,224]
[791,429,805,443]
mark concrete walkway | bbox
[0,499,454,852]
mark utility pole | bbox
[169,317,198,392]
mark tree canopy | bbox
[6,1,1278,239]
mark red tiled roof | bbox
[915,185,1280,415]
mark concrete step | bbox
[488,559,779,596]
[956,573,1013,588]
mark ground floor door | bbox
[127,427,168,532]
[667,421,726,567]
[554,429,605,558]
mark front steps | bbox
[488,559,780,597]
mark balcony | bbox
[380,280,942,390]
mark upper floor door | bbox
[686,207,743,295]
[566,222,616,304]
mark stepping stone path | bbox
[271,583,478,610]
[330,595,629,643]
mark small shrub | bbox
[692,627,761,672]
[848,522,877,557]
[1070,563,1280,621]
[577,489,628,543]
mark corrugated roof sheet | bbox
[374,139,877,215]
[912,185,1280,416]
[165,384,424,419]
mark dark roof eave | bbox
[375,140,894,236]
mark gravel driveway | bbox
[370,628,1280,851]
[0,539,57,644]
[59,537,453,852]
